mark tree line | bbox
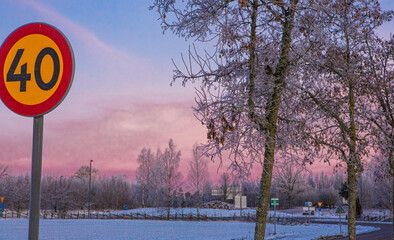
[0,139,390,218]
[0,164,134,215]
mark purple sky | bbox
[0,0,393,182]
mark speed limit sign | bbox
[0,22,74,116]
[0,23,74,240]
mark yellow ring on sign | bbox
[3,34,63,105]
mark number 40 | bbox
[7,47,60,92]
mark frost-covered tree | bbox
[242,179,260,208]
[273,161,305,208]
[363,36,393,173]
[40,176,74,214]
[295,1,392,238]
[357,169,375,209]
[95,175,134,210]
[158,139,182,219]
[219,172,231,202]
[136,148,156,208]
[187,144,209,218]
[362,35,394,235]
[150,1,320,238]
[5,174,30,215]
[318,187,338,209]
[316,172,332,192]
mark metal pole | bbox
[274,204,277,235]
[88,159,93,218]
[28,115,44,240]
[339,212,342,234]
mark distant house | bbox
[211,189,224,196]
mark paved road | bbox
[321,221,392,240]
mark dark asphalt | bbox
[317,220,393,240]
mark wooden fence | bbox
[0,209,390,223]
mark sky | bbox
[0,0,393,183]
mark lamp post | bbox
[88,160,93,218]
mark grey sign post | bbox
[336,205,345,234]
[271,198,279,235]
[305,201,312,224]
[29,116,44,240]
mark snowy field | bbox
[0,219,378,240]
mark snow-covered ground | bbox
[0,218,378,240]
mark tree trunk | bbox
[255,142,276,240]
[347,165,357,240]
[167,186,171,220]
[392,176,394,240]
[254,1,296,239]
[142,184,146,208]
[389,141,394,240]
[345,2,358,237]
[197,190,200,220]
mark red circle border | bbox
[0,23,74,117]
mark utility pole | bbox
[88,159,93,218]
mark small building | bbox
[212,187,247,209]
[234,195,247,209]
[212,189,224,196]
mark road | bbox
[315,220,392,240]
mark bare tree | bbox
[158,139,182,220]
[149,1,319,238]
[357,169,375,209]
[363,35,393,174]
[0,164,9,179]
[219,172,231,202]
[316,172,332,192]
[4,174,30,216]
[274,161,305,209]
[41,176,73,214]
[362,35,394,236]
[369,155,393,210]
[187,144,209,218]
[95,174,134,210]
[295,1,392,238]
[318,187,338,209]
[136,147,155,208]
[74,165,98,180]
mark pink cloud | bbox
[0,96,336,182]
[1,98,210,178]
